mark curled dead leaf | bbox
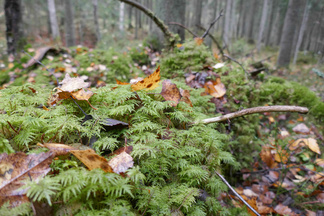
[160,80,181,107]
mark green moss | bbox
[160,39,215,78]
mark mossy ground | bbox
[0,38,323,215]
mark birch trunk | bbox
[47,0,59,39]
[64,0,76,47]
[119,2,125,33]
[92,0,100,41]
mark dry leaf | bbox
[315,158,324,168]
[243,189,258,197]
[37,143,76,156]
[131,66,160,91]
[203,80,226,98]
[0,152,54,207]
[160,80,181,107]
[71,88,97,110]
[70,149,113,173]
[180,88,193,107]
[194,37,204,46]
[274,148,289,164]
[115,79,129,85]
[108,152,134,174]
[58,73,90,92]
[260,146,275,168]
[274,204,294,215]
[292,123,310,134]
[306,138,321,154]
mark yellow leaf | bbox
[131,66,160,91]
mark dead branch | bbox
[194,106,309,125]
[168,22,198,38]
[197,25,224,56]
[201,9,224,39]
[119,0,176,46]
[215,172,261,216]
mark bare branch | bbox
[194,106,309,125]
[197,25,224,56]
[119,0,176,46]
[201,9,224,39]
[168,22,198,38]
[215,172,261,216]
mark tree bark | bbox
[223,0,232,49]
[265,0,276,46]
[119,2,125,33]
[64,0,76,47]
[293,1,309,65]
[257,0,269,52]
[277,0,304,67]
[5,0,24,56]
[47,0,59,39]
[92,0,100,41]
[247,0,258,41]
[193,0,203,32]
[127,4,133,29]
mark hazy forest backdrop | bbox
[1,0,324,215]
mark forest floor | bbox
[0,36,323,215]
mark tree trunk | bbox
[153,0,186,42]
[92,0,100,41]
[64,0,76,47]
[223,0,232,49]
[193,0,202,32]
[127,5,133,29]
[119,2,125,33]
[47,0,59,39]
[247,0,258,41]
[292,0,309,65]
[277,0,303,67]
[265,0,276,46]
[237,0,244,38]
[257,0,269,52]
[5,0,24,56]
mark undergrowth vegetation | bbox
[0,38,323,215]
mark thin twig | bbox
[224,54,249,80]
[7,121,18,134]
[215,172,261,216]
[201,9,224,39]
[194,105,309,125]
[300,200,321,205]
[168,22,198,37]
[175,189,195,212]
[70,96,87,116]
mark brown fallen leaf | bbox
[194,37,204,46]
[260,146,275,168]
[71,88,97,110]
[180,88,193,107]
[0,152,54,207]
[70,149,113,173]
[108,152,134,174]
[203,80,226,98]
[274,204,296,216]
[160,80,181,107]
